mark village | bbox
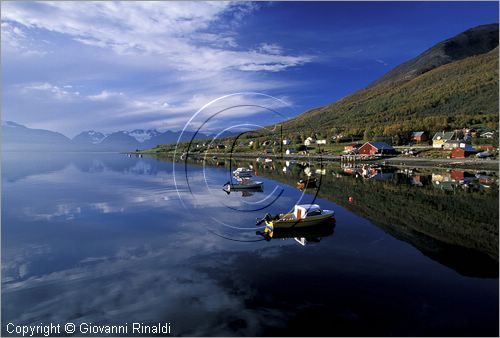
[158,127,498,164]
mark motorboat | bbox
[256,204,334,229]
[233,167,253,178]
[264,158,273,163]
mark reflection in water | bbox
[2,152,498,336]
[257,219,335,246]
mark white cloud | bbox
[1,2,310,72]
[87,90,124,101]
[258,43,283,55]
[1,2,313,135]
[23,82,79,99]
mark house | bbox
[358,142,396,156]
[304,137,316,146]
[285,149,297,155]
[248,141,254,146]
[411,131,427,142]
[480,131,494,139]
[451,146,477,158]
[316,139,327,145]
[283,139,291,145]
[344,143,362,153]
[432,131,455,148]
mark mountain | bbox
[72,131,107,145]
[1,121,228,152]
[125,129,160,143]
[2,121,72,151]
[373,24,499,86]
[284,24,499,139]
[98,131,141,151]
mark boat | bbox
[223,180,263,192]
[296,177,318,190]
[476,151,492,158]
[264,158,273,163]
[232,167,253,178]
[256,157,264,162]
[256,204,334,229]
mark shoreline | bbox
[135,151,500,171]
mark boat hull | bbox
[265,210,334,229]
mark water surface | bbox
[2,152,498,336]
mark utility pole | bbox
[280,124,283,159]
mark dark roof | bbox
[365,142,395,150]
[433,131,455,141]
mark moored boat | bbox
[233,167,253,178]
[256,204,334,229]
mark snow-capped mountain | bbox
[2,120,240,152]
[124,129,160,143]
[73,130,107,145]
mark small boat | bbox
[232,167,253,178]
[256,204,334,229]
[223,180,263,192]
[297,177,318,190]
[264,158,273,163]
[476,151,492,158]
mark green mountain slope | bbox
[285,25,499,138]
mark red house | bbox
[451,147,476,158]
[358,142,396,156]
[411,131,427,142]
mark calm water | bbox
[2,152,498,336]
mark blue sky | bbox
[1,1,498,137]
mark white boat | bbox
[233,167,253,177]
[256,204,334,229]
[264,158,273,163]
[476,151,492,158]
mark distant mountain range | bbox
[284,23,499,138]
[2,121,234,151]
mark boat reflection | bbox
[256,219,335,246]
[223,186,264,197]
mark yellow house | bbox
[432,131,455,148]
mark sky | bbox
[1,1,498,137]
